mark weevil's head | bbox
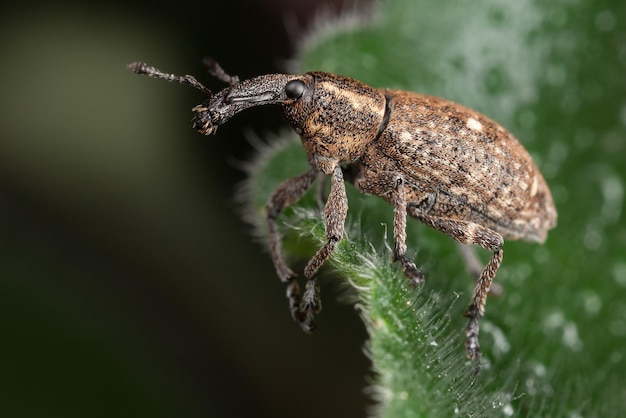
[193,71,387,174]
[281,72,387,173]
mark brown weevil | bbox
[128,59,557,371]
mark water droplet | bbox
[546,65,566,87]
[518,109,537,128]
[482,321,510,354]
[525,377,537,395]
[503,403,515,416]
[543,311,565,331]
[609,319,626,337]
[492,400,504,409]
[583,225,602,250]
[600,175,623,224]
[611,262,626,287]
[595,10,616,32]
[609,350,622,363]
[582,291,602,315]
[533,246,551,264]
[549,8,568,27]
[562,322,583,351]
[532,362,547,377]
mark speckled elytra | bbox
[128,59,557,372]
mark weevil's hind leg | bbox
[407,208,504,372]
[392,178,424,286]
[266,169,318,327]
[301,165,348,331]
[456,243,504,296]
[465,248,503,373]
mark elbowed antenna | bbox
[127,61,213,95]
[202,57,240,86]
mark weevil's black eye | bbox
[285,80,306,99]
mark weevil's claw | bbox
[300,318,317,334]
[395,255,425,287]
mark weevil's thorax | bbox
[282,72,386,174]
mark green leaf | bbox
[242,0,626,416]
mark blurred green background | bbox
[0,1,372,417]
[1,0,626,417]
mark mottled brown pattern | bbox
[356,91,557,242]
[128,61,558,373]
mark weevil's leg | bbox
[457,243,504,296]
[266,168,318,325]
[407,207,504,372]
[392,178,425,286]
[301,165,348,331]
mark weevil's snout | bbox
[192,74,304,136]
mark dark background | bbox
[0,1,374,417]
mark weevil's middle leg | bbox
[266,168,318,326]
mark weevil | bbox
[128,59,557,371]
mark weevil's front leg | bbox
[301,165,348,331]
[266,168,318,325]
[392,177,425,286]
[407,207,504,372]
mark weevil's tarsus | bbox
[301,278,321,332]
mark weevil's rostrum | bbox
[128,60,557,372]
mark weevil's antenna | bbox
[202,57,240,86]
[127,62,212,95]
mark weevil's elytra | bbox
[128,60,557,372]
